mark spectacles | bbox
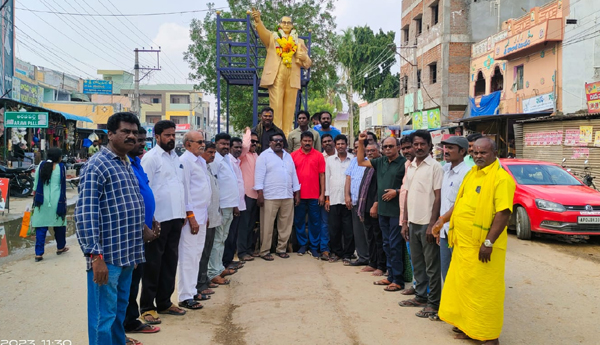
[192,140,204,145]
[280,21,293,25]
[382,145,396,149]
[251,140,259,144]
[271,139,284,143]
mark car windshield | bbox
[507,164,582,186]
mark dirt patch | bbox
[213,293,246,345]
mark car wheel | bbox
[515,206,532,240]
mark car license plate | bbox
[578,216,600,224]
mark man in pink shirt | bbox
[237,128,260,261]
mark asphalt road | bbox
[0,234,599,345]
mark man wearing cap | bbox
[437,136,470,282]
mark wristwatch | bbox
[483,239,494,248]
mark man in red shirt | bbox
[291,131,326,257]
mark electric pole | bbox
[133,47,161,119]
[346,67,354,144]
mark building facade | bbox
[399,0,552,127]
[469,0,565,115]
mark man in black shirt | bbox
[252,106,287,154]
[357,142,387,276]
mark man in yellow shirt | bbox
[433,137,515,345]
[88,140,100,157]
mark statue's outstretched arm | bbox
[255,20,272,48]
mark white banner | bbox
[522,93,555,114]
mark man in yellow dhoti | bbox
[433,137,515,345]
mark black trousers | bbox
[196,227,216,293]
[223,213,241,267]
[237,196,259,259]
[328,204,354,259]
[124,263,143,331]
[364,214,387,271]
[140,218,184,313]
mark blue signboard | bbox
[83,80,113,95]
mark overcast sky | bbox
[16,0,402,92]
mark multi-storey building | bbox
[399,0,552,128]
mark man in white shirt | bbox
[140,120,187,320]
[437,136,470,282]
[325,134,354,264]
[208,132,240,285]
[223,137,246,270]
[177,130,211,310]
[254,133,300,261]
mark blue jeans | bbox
[378,216,405,286]
[440,236,453,282]
[320,206,330,252]
[294,199,321,252]
[87,264,133,345]
[35,226,66,256]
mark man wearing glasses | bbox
[254,133,300,261]
[357,132,407,293]
[177,130,211,310]
[251,10,312,133]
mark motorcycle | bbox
[0,164,35,198]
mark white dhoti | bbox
[177,220,207,302]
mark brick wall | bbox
[448,110,465,121]
[449,0,470,36]
[448,42,471,98]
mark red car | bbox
[500,159,600,240]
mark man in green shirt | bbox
[464,133,483,168]
[357,131,407,292]
[88,140,100,157]
[287,110,321,153]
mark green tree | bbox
[337,26,399,103]
[307,97,336,119]
[185,1,338,132]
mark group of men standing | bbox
[76,108,515,345]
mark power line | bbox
[17,39,94,78]
[104,0,189,80]
[17,3,129,70]
[15,6,228,17]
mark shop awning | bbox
[60,111,93,123]
[459,112,552,123]
[0,98,94,123]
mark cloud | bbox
[151,22,192,81]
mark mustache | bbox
[125,139,136,144]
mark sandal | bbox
[428,313,441,321]
[158,304,187,315]
[373,279,391,286]
[211,276,230,285]
[416,307,438,318]
[208,283,219,289]
[400,286,416,295]
[200,289,215,295]
[194,294,211,301]
[141,310,161,325]
[129,323,160,334]
[220,268,237,277]
[329,254,340,263]
[371,269,385,276]
[56,247,70,255]
[384,283,404,292]
[126,337,142,345]
[398,298,427,307]
[35,256,43,262]
[276,252,289,259]
[178,299,203,310]
[342,258,351,266]
[240,255,255,261]
[261,254,274,261]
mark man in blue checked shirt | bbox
[344,138,369,266]
[76,112,146,345]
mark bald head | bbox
[473,137,497,168]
